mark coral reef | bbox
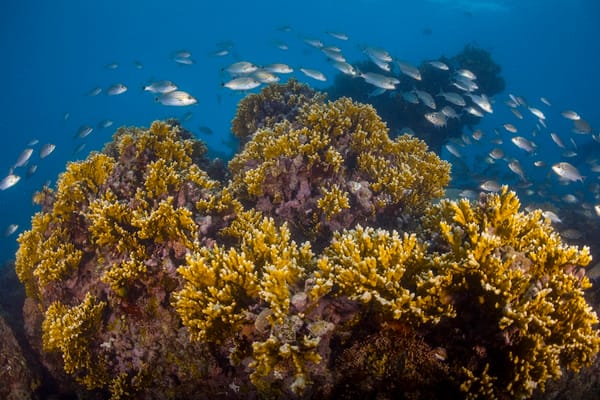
[229,96,450,246]
[420,187,599,399]
[231,78,327,146]
[15,121,242,397]
[12,86,599,399]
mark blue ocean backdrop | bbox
[1,0,599,263]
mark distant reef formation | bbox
[327,44,506,153]
[4,81,600,399]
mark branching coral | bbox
[174,211,313,337]
[42,292,107,388]
[422,187,599,398]
[229,96,450,244]
[231,78,327,144]
[15,121,241,397]
[311,224,452,324]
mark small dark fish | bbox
[198,126,213,135]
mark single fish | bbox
[322,47,346,63]
[87,86,102,96]
[508,160,527,181]
[262,63,293,74]
[26,164,37,177]
[3,224,18,237]
[479,180,501,192]
[363,46,392,62]
[503,123,518,133]
[467,93,493,113]
[222,77,262,91]
[456,68,476,80]
[155,90,198,106]
[223,61,258,75]
[428,61,449,70]
[299,68,327,82]
[561,110,581,121]
[552,162,583,182]
[424,111,447,128]
[510,108,523,119]
[360,72,398,90]
[331,61,357,76]
[77,125,93,138]
[445,143,462,158]
[0,174,20,190]
[252,70,280,83]
[540,97,552,106]
[550,132,565,148]
[511,136,536,153]
[528,107,545,120]
[13,148,33,168]
[326,31,349,41]
[98,119,114,129]
[107,83,127,95]
[464,106,483,117]
[438,91,466,107]
[143,80,178,94]
[415,90,436,109]
[396,61,421,81]
[40,143,56,158]
[572,119,592,134]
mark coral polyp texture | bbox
[13,84,600,399]
[229,96,451,245]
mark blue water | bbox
[1,0,599,263]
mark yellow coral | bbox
[316,185,350,220]
[424,186,599,398]
[174,213,313,342]
[228,97,450,242]
[312,225,451,323]
[250,332,321,395]
[42,292,107,388]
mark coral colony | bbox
[15,83,599,398]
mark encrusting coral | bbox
[12,82,600,399]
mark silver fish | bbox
[326,31,349,41]
[77,125,93,138]
[0,174,20,190]
[467,93,493,113]
[445,143,462,158]
[552,162,583,182]
[508,160,527,181]
[3,224,18,237]
[456,68,476,80]
[414,90,436,109]
[331,61,357,76]
[155,90,198,106]
[263,63,293,74]
[14,148,33,168]
[480,180,501,192]
[511,136,536,153]
[503,123,518,133]
[572,119,592,134]
[464,106,483,117]
[424,111,447,128]
[107,83,127,95]
[437,91,465,107]
[143,80,178,94]
[360,72,398,90]
[40,143,56,158]
[299,68,327,82]
[223,61,258,75]
[396,61,421,81]
[528,107,545,120]
[428,61,449,70]
[550,132,565,148]
[561,110,581,121]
